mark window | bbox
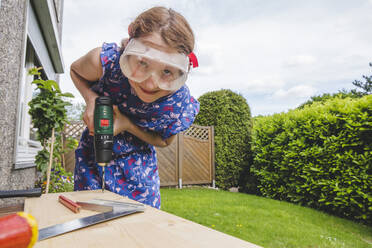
[14,40,42,169]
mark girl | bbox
[70,7,199,209]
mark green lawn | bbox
[160,187,372,248]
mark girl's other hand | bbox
[83,94,98,136]
[113,105,132,136]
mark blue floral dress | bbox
[74,43,200,209]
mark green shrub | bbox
[250,95,372,224]
[297,91,361,109]
[194,89,253,189]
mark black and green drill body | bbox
[94,96,113,166]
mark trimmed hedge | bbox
[194,89,253,189]
[250,95,372,224]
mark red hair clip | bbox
[188,52,199,68]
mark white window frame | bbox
[14,41,42,169]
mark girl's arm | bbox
[113,106,176,147]
[70,47,102,135]
[128,122,176,147]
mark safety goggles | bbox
[119,38,190,91]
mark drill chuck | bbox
[94,96,113,165]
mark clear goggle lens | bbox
[120,39,189,91]
[121,55,187,91]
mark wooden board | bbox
[24,190,261,248]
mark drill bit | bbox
[102,166,105,193]
[99,163,106,193]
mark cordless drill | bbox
[94,96,113,192]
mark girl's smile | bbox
[139,85,160,95]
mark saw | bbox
[38,199,145,241]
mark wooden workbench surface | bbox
[24,190,261,248]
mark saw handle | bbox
[0,188,42,199]
[0,212,38,248]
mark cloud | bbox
[285,55,317,67]
[272,85,317,100]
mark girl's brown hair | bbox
[124,7,195,55]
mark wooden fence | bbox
[62,121,215,188]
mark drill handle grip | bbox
[0,188,42,198]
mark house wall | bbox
[0,1,35,206]
[0,0,64,207]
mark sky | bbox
[60,0,372,116]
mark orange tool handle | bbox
[0,212,38,248]
[58,195,81,213]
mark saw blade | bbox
[38,209,138,241]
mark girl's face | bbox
[126,33,178,103]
